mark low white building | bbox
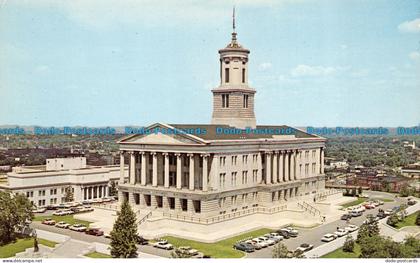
[0,157,128,207]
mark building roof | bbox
[169,124,319,141]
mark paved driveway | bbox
[247,191,404,258]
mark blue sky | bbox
[0,0,419,127]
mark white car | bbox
[153,240,173,250]
[55,221,71,229]
[384,209,393,216]
[345,224,359,232]
[259,236,276,246]
[295,243,314,252]
[266,233,283,241]
[334,228,349,237]
[53,210,68,216]
[321,233,338,242]
[69,224,87,232]
[281,227,299,237]
[252,238,269,248]
[32,207,47,213]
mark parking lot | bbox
[31,191,407,258]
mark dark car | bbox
[377,211,387,219]
[341,214,352,220]
[233,242,255,253]
[407,199,417,206]
[276,230,290,239]
[85,228,104,236]
[136,235,149,245]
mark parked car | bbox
[69,224,87,232]
[41,218,56,225]
[55,221,70,229]
[321,233,337,242]
[363,203,375,209]
[178,246,199,256]
[53,209,74,216]
[153,240,173,250]
[85,227,104,236]
[280,227,298,237]
[407,199,417,206]
[32,207,47,213]
[334,228,349,237]
[344,224,358,232]
[260,236,276,246]
[264,233,283,242]
[295,243,313,252]
[341,214,352,220]
[251,238,269,248]
[233,242,255,253]
[245,240,262,250]
[384,209,393,216]
[350,210,362,217]
[276,230,290,239]
[136,235,149,245]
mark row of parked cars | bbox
[321,224,359,242]
[341,199,384,220]
[32,198,116,213]
[41,218,104,235]
[234,227,300,253]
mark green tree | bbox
[64,186,74,202]
[399,185,412,197]
[387,213,400,227]
[401,236,420,258]
[110,201,138,258]
[0,192,33,245]
[357,186,363,195]
[359,235,388,258]
[343,235,355,252]
[272,242,289,258]
[109,180,118,197]
[171,248,192,258]
[416,212,420,226]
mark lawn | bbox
[85,251,111,258]
[378,198,393,203]
[322,243,361,258]
[0,238,57,258]
[34,215,92,226]
[163,228,273,258]
[395,212,419,229]
[341,197,368,208]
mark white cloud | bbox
[398,18,420,33]
[290,64,337,77]
[258,62,272,71]
[409,51,420,61]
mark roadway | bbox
[31,191,404,258]
[247,191,404,258]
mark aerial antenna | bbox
[232,6,236,33]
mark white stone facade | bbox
[0,158,128,207]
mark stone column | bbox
[257,152,262,183]
[140,152,146,185]
[211,155,219,190]
[187,199,195,214]
[290,151,295,181]
[119,151,125,184]
[128,192,135,205]
[188,154,195,190]
[320,148,325,174]
[176,153,182,189]
[152,152,157,187]
[315,149,320,175]
[273,151,278,184]
[202,154,209,191]
[130,151,136,184]
[266,152,272,185]
[295,151,300,180]
[163,197,169,210]
[279,151,284,182]
[164,153,170,188]
[285,151,289,182]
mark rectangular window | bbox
[225,68,229,83]
[242,68,245,83]
[243,95,248,108]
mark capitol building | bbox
[116,16,331,239]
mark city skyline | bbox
[1,0,419,127]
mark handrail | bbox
[138,210,153,225]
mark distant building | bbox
[325,159,348,170]
[346,174,410,193]
[0,157,128,207]
[401,163,420,180]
